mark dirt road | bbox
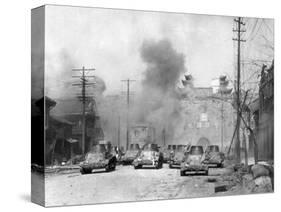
[44,164,244,207]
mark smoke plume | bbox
[140,39,185,94]
[133,39,187,144]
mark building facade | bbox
[177,77,235,151]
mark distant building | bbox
[130,124,156,148]
[178,77,234,150]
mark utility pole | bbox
[72,66,95,154]
[233,17,246,163]
[162,128,166,147]
[218,75,231,152]
[220,95,224,151]
[242,127,248,167]
[107,94,121,148]
[121,79,136,150]
[117,115,121,148]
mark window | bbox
[200,113,208,122]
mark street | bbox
[43,164,248,207]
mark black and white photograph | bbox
[31,4,274,207]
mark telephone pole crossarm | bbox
[121,79,136,150]
[232,17,246,163]
[72,66,96,154]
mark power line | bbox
[262,19,273,34]
[246,19,258,41]
[121,79,136,150]
[248,19,263,42]
[72,66,96,154]
[232,17,246,163]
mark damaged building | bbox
[177,75,235,150]
[50,99,104,156]
[31,96,105,166]
[250,62,274,162]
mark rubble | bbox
[242,174,256,191]
[236,163,274,194]
[66,155,85,165]
[206,178,217,183]
[208,167,234,176]
[253,176,273,193]
[45,165,81,174]
[249,164,273,193]
[214,184,228,193]
[251,164,270,179]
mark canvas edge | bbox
[31,5,46,207]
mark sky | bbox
[43,5,273,99]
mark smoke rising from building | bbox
[132,39,187,144]
[140,39,186,94]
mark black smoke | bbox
[132,39,187,145]
[141,39,186,95]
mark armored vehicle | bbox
[180,145,208,176]
[121,143,141,165]
[203,145,225,168]
[169,145,187,168]
[133,143,163,169]
[80,144,117,174]
[162,144,173,163]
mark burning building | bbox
[50,99,104,156]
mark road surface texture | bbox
[44,164,250,207]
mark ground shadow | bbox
[135,167,158,169]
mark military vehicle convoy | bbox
[78,122,224,177]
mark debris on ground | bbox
[206,178,217,183]
[45,165,81,174]
[253,176,273,193]
[242,174,255,191]
[209,167,234,176]
[214,184,228,193]
[66,155,85,165]
[251,164,270,179]
[233,163,245,172]
[234,163,274,194]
